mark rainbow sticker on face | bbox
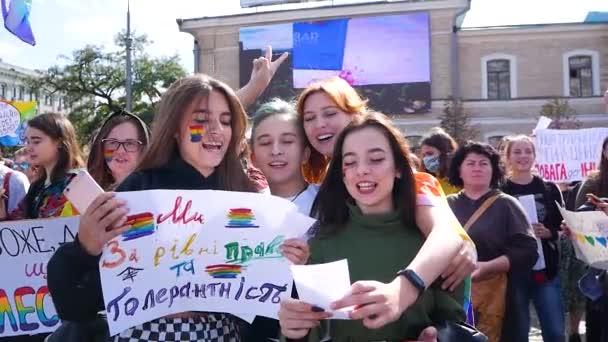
[189,124,204,142]
[104,149,115,162]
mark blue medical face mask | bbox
[423,155,440,173]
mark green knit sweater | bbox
[307,203,465,342]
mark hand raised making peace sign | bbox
[250,46,289,88]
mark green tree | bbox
[28,32,187,143]
[439,97,478,145]
[539,98,581,129]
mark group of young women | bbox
[8,64,606,341]
[0,71,479,342]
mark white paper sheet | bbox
[518,195,546,270]
[533,116,552,134]
[291,259,353,319]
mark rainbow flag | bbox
[122,212,155,241]
[205,264,244,279]
[189,124,204,142]
[225,208,259,228]
[1,0,35,45]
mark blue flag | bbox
[1,0,36,46]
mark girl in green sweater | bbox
[279,113,465,341]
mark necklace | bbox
[289,185,308,203]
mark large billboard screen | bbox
[239,12,431,115]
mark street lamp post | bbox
[125,0,133,112]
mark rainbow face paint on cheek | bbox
[189,125,204,142]
[104,149,115,162]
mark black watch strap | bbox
[397,268,426,295]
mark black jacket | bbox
[47,156,225,322]
[501,176,564,279]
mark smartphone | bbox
[64,170,105,214]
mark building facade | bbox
[0,59,68,114]
[178,0,608,145]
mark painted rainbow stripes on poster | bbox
[122,212,156,241]
[0,286,58,334]
[0,289,18,333]
[576,233,608,248]
[103,149,114,162]
[205,264,244,279]
[34,287,57,327]
[225,208,259,228]
[189,125,204,142]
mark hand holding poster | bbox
[535,128,608,182]
[558,205,608,270]
[0,216,79,337]
[99,190,316,336]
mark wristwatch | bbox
[397,268,426,297]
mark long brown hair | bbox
[311,112,417,235]
[87,111,150,190]
[589,136,608,197]
[136,74,255,192]
[24,113,84,217]
[296,76,368,184]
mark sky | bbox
[0,0,606,74]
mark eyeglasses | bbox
[101,139,143,152]
[12,162,29,171]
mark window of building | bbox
[0,83,5,99]
[487,136,505,149]
[563,49,600,97]
[18,86,25,100]
[568,56,593,97]
[29,89,34,101]
[486,60,511,99]
[481,54,517,100]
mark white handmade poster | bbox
[99,190,316,336]
[535,128,608,182]
[0,216,79,337]
[558,205,608,270]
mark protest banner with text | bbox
[535,128,608,182]
[100,190,316,336]
[0,216,79,337]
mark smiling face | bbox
[507,140,535,174]
[177,90,232,176]
[251,114,309,188]
[103,121,143,183]
[342,126,399,215]
[25,127,60,169]
[302,91,353,157]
